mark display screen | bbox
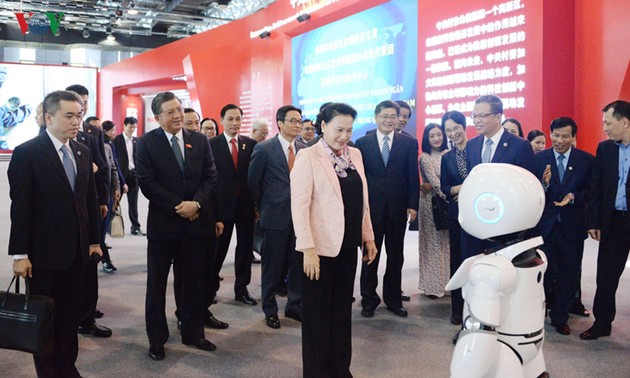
[292,0,418,138]
[0,63,98,151]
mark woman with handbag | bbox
[417,123,450,299]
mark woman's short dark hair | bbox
[421,123,446,154]
[441,111,467,132]
[527,129,545,142]
[502,118,523,137]
[319,103,357,125]
[102,120,115,131]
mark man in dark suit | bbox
[364,100,415,139]
[9,90,102,378]
[533,117,594,335]
[209,104,258,306]
[136,91,218,360]
[355,100,420,318]
[248,104,307,329]
[581,100,630,340]
[463,95,535,259]
[113,117,145,235]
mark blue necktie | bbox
[60,145,76,192]
[171,135,184,173]
[557,154,565,182]
[382,135,390,166]
[482,139,493,163]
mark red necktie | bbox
[230,138,238,169]
[288,145,295,172]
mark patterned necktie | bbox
[557,154,565,182]
[60,145,76,192]
[482,139,493,163]
[382,135,390,166]
[288,144,295,172]
[230,138,238,169]
[455,148,468,179]
[171,135,184,173]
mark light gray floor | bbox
[0,160,628,377]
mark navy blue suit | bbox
[534,148,593,325]
[587,140,630,331]
[248,135,306,316]
[355,131,419,310]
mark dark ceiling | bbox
[0,0,276,49]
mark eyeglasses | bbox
[161,107,184,118]
[378,114,398,120]
[302,127,315,132]
[284,118,303,125]
[471,112,498,120]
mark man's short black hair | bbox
[220,104,243,119]
[85,116,100,125]
[603,100,630,121]
[65,84,89,96]
[276,105,302,122]
[549,117,578,136]
[124,116,138,125]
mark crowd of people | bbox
[7,86,630,377]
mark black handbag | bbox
[0,276,55,355]
[431,195,449,231]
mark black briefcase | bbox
[0,276,55,355]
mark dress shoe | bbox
[212,296,218,304]
[184,338,216,351]
[131,229,146,236]
[148,345,165,361]
[450,314,463,325]
[78,322,112,338]
[401,294,411,302]
[284,310,302,322]
[580,325,611,340]
[235,294,257,306]
[386,306,408,317]
[205,314,229,329]
[361,307,375,318]
[102,261,117,273]
[177,320,181,330]
[94,309,104,319]
[252,257,262,264]
[570,303,591,317]
[552,322,571,335]
[265,314,281,329]
[219,276,224,281]
[427,294,438,300]
[105,244,112,249]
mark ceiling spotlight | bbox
[259,31,271,39]
[110,14,117,23]
[128,8,138,15]
[105,25,112,33]
[296,13,311,23]
[107,34,116,41]
[82,28,90,38]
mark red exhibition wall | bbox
[98,0,630,154]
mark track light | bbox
[296,13,311,23]
[82,28,90,38]
[259,31,271,39]
[107,34,116,41]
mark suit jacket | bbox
[440,147,466,220]
[534,148,594,240]
[135,128,217,240]
[208,133,256,222]
[291,142,374,256]
[466,131,535,174]
[248,135,307,230]
[112,134,137,179]
[8,132,101,269]
[354,131,420,223]
[587,140,630,239]
[84,121,107,166]
[76,129,109,205]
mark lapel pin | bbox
[77,151,82,156]
[503,143,508,147]
[569,166,573,171]
[242,144,246,150]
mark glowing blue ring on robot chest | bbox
[473,192,505,224]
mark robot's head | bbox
[458,163,544,240]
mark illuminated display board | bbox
[292,0,418,138]
[418,0,543,134]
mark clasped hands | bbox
[303,240,378,281]
[175,201,200,221]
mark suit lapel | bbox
[39,133,75,194]
[154,129,182,175]
[467,136,482,168]
[69,139,86,192]
[271,136,289,174]
[492,133,509,162]
[219,134,237,174]
[367,132,386,169]
[316,143,343,201]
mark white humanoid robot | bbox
[446,163,549,378]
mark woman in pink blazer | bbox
[291,103,378,377]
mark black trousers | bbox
[125,172,141,231]
[302,247,357,378]
[32,254,85,378]
[541,222,585,325]
[592,211,630,330]
[360,219,406,310]
[145,237,206,346]
[260,224,302,316]
[78,256,99,328]
[214,200,255,297]
[448,218,464,318]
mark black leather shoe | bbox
[386,306,408,317]
[212,296,218,304]
[205,314,229,329]
[78,322,113,338]
[552,322,571,335]
[265,314,281,329]
[102,261,117,273]
[94,309,104,319]
[184,338,216,351]
[580,326,611,340]
[570,303,591,317]
[284,310,302,322]
[148,345,165,361]
[177,320,181,330]
[361,307,375,318]
[235,294,257,306]
[252,257,262,264]
[450,314,463,325]
[131,229,146,236]
[401,294,411,302]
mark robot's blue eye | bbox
[473,193,505,224]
